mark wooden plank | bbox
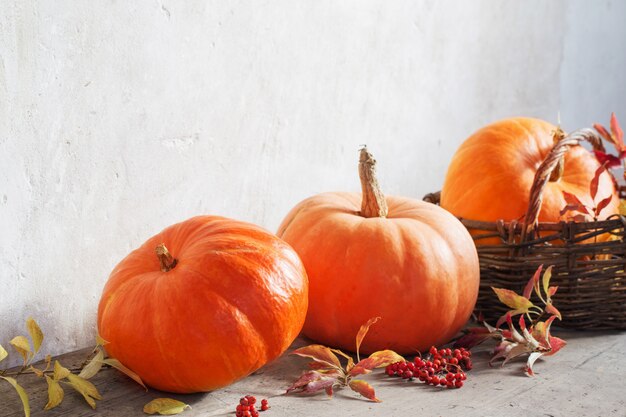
[1,331,625,416]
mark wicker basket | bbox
[424,128,626,330]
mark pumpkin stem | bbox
[359,146,388,218]
[155,243,178,272]
[549,127,566,182]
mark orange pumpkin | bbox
[277,148,480,355]
[97,216,308,393]
[441,118,619,228]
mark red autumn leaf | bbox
[590,165,605,201]
[355,317,380,361]
[523,265,543,299]
[308,361,329,370]
[594,123,612,142]
[593,150,622,168]
[325,386,334,397]
[545,303,562,320]
[518,315,527,332]
[286,370,327,393]
[348,380,380,402]
[562,191,591,215]
[548,286,558,297]
[286,370,341,395]
[610,112,624,150]
[291,345,342,369]
[545,336,567,356]
[349,350,405,377]
[595,194,614,217]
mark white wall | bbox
[1,1,625,365]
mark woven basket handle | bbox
[521,127,603,242]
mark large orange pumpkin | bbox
[98,216,308,393]
[441,118,619,228]
[277,148,480,355]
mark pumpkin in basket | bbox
[98,216,308,393]
[277,148,480,355]
[440,117,619,236]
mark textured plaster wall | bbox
[1,1,625,365]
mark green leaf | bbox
[1,376,30,417]
[491,288,534,312]
[348,379,380,402]
[0,344,7,362]
[143,398,191,415]
[53,360,71,381]
[78,349,104,379]
[67,374,102,409]
[102,358,148,390]
[291,345,342,370]
[355,317,380,362]
[44,376,64,410]
[10,336,31,365]
[26,318,44,355]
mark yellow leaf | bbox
[0,344,7,362]
[96,334,109,347]
[10,336,31,364]
[78,349,104,379]
[1,376,30,417]
[44,355,52,372]
[102,358,148,390]
[28,366,44,378]
[143,398,191,415]
[619,199,626,216]
[67,374,102,409]
[44,376,64,410]
[53,361,71,381]
[26,318,44,355]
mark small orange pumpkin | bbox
[98,216,308,393]
[277,148,480,355]
[441,118,619,228]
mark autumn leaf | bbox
[78,349,104,379]
[102,358,148,390]
[291,345,342,370]
[286,370,339,395]
[610,112,624,150]
[44,376,64,410]
[143,398,191,415]
[67,374,102,409]
[595,195,614,217]
[0,344,7,362]
[53,361,71,381]
[594,123,612,142]
[330,348,354,371]
[545,336,567,356]
[593,150,622,168]
[542,266,553,301]
[349,350,405,377]
[590,165,604,201]
[355,317,380,362]
[348,379,380,402]
[25,318,44,355]
[545,303,562,320]
[10,336,31,365]
[525,352,544,376]
[491,288,534,312]
[523,265,542,299]
[96,334,109,347]
[453,327,495,349]
[1,376,30,417]
[562,191,590,215]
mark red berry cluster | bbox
[385,346,472,389]
[235,396,269,417]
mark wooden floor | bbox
[1,329,625,417]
